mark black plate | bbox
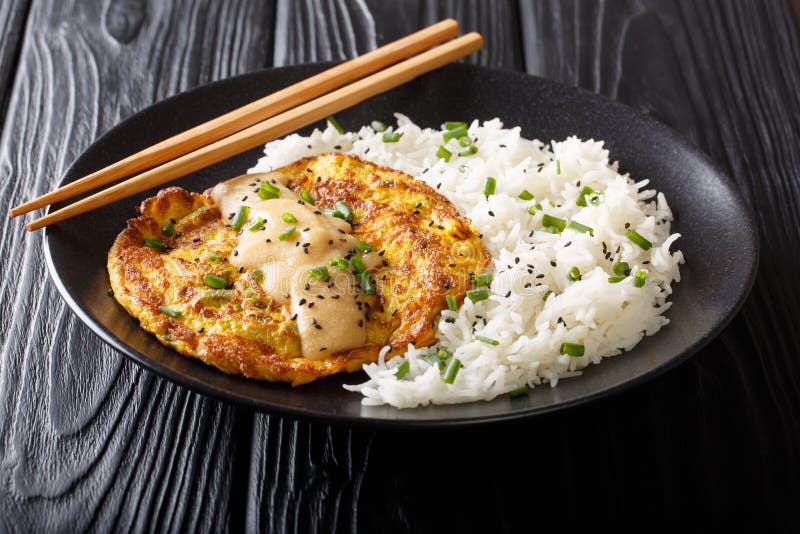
[44,63,758,428]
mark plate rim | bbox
[42,62,759,428]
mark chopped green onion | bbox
[371,120,388,132]
[248,217,264,231]
[356,241,373,253]
[159,305,182,318]
[436,145,452,162]
[518,190,534,201]
[509,385,529,398]
[472,272,493,287]
[444,121,468,130]
[332,201,354,222]
[458,145,478,157]
[424,350,449,370]
[576,186,596,207]
[474,335,499,346]
[350,255,366,273]
[457,164,469,173]
[567,221,594,235]
[542,289,553,301]
[626,229,653,250]
[568,266,581,282]
[541,214,566,232]
[394,360,410,379]
[258,181,280,200]
[252,270,264,283]
[203,274,227,289]
[445,294,458,311]
[298,188,315,205]
[613,262,631,276]
[207,253,222,263]
[330,257,349,270]
[277,226,296,241]
[458,136,472,147]
[359,271,375,295]
[634,270,647,288]
[560,342,585,357]
[281,212,297,223]
[161,220,174,237]
[608,275,626,283]
[442,358,462,384]
[483,176,496,197]
[326,115,344,134]
[308,266,329,279]
[143,238,168,251]
[382,132,401,143]
[443,125,468,142]
[231,205,250,231]
[466,287,489,302]
[527,203,542,215]
[556,159,561,174]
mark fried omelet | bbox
[108,153,490,385]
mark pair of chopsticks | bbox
[12,20,482,231]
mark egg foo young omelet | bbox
[107,153,491,385]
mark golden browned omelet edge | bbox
[108,153,491,386]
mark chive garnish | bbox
[445,294,458,311]
[277,226,296,241]
[556,159,561,174]
[203,274,227,289]
[161,220,174,237]
[207,253,222,263]
[308,266,329,279]
[541,214,566,232]
[332,201,354,222]
[518,190,534,201]
[483,176,496,197]
[443,125,468,142]
[458,145,478,157]
[248,216,264,231]
[509,385,529,398]
[330,258,349,269]
[252,269,264,283]
[466,287,489,302]
[424,349,449,370]
[613,262,631,276]
[608,275,626,283]
[458,136,472,147]
[626,229,653,250]
[576,186,595,207]
[258,181,280,199]
[159,305,182,318]
[560,342,585,357]
[475,335,499,345]
[299,188,315,205]
[326,115,344,134]
[281,212,297,223]
[359,271,375,295]
[231,205,250,230]
[382,132,401,143]
[436,145,452,162]
[350,255,366,273]
[567,221,594,235]
[444,121,468,130]
[472,272,493,287]
[371,120,388,132]
[568,266,581,282]
[542,289,553,301]
[143,238,168,251]
[442,358,462,384]
[356,240,373,253]
[395,360,410,379]
[634,270,647,288]
[527,203,542,215]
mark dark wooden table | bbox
[1,1,798,531]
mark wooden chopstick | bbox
[9,19,460,218]
[27,33,483,231]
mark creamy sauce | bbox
[210,172,377,359]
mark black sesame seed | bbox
[488,211,495,217]
[564,241,571,248]
[504,291,511,298]
[358,319,363,327]
[550,261,557,267]
[308,302,315,308]
[304,283,310,291]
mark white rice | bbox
[248,114,684,408]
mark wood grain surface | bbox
[0,1,798,532]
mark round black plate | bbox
[44,63,758,428]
